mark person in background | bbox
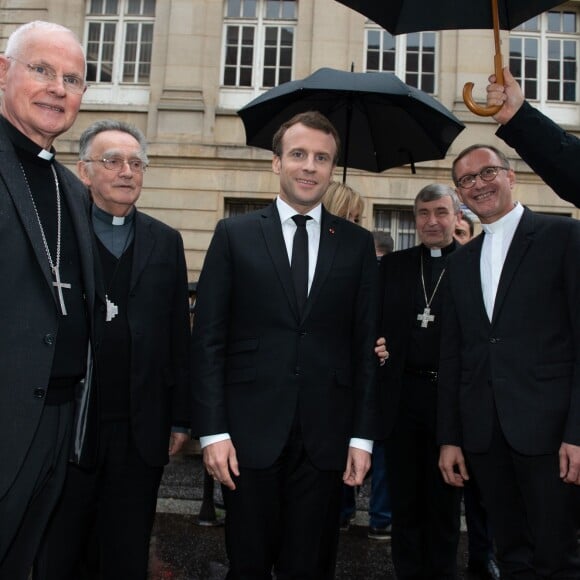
[0,21,96,579]
[453,213,475,246]
[379,184,463,579]
[439,144,580,578]
[34,120,191,579]
[190,111,382,579]
[373,230,394,263]
[321,180,364,224]
[486,66,580,208]
[322,184,394,542]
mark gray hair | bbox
[79,119,148,164]
[413,183,461,215]
[5,20,84,61]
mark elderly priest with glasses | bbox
[34,120,191,580]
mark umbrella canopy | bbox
[237,67,465,182]
[335,0,563,116]
[334,0,563,34]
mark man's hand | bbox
[168,431,189,456]
[203,439,240,490]
[343,447,371,487]
[559,442,580,485]
[438,444,469,488]
[375,336,389,366]
[486,67,525,125]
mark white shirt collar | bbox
[276,196,322,225]
[481,202,524,235]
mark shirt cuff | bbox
[200,433,231,448]
[349,438,373,453]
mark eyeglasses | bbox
[7,56,86,95]
[84,157,148,173]
[455,166,509,189]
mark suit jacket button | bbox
[43,334,54,345]
[295,367,301,375]
[489,337,499,344]
[33,388,46,399]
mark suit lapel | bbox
[57,166,96,314]
[259,203,300,317]
[0,143,55,294]
[491,208,534,324]
[130,211,155,293]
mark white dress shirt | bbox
[480,202,524,321]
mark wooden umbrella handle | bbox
[463,0,504,116]
[463,54,504,116]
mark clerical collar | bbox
[0,115,56,164]
[481,202,523,235]
[92,204,136,226]
[421,240,456,258]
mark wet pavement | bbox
[149,447,472,579]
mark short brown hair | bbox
[272,111,340,165]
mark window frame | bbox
[219,0,297,111]
[83,0,155,106]
[364,25,439,95]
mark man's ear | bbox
[77,160,92,187]
[272,155,281,175]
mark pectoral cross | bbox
[417,307,435,328]
[106,295,119,322]
[52,266,71,316]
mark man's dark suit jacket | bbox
[437,207,580,455]
[496,101,580,208]
[378,245,431,437]
[0,129,95,498]
[191,202,381,471]
[91,209,191,467]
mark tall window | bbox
[510,9,579,103]
[222,0,297,90]
[365,27,437,94]
[85,0,155,85]
[373,206,416,251]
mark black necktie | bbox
[291,214,311,315]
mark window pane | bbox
[239,66,252,86]
[547,80,559,99]
[226,0,241,18]
[564,59,576,80]
[524,58,537,78]
[422,75,434,93]
[366,51,379,70]
[563,11,577,33]
[143,0,155,16]
[524,37,538,58]
[263,67,275,87]
[225,46,238,65]
[227,26,239,43]
[280,27,293,46]
[264,46,277,66]
[367,30,380,50]
[243,0,257,18]
[524,79,537,100]
[548,11,561,32]
[383,51,395,72]
[224,67,237,85]
[422,52,434,73]
[279,67,291,83]
[241,46,254,66]
[280,46,292,66]
[547,60,560,79]
[266,0,281,19]
[282,0,296,19]
[548,39,560,60]
[406,53,418,72]
[406,72,418,87]
[563,81,576,101]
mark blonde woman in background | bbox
[322,181,364,224]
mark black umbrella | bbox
[237,67,464,183]
[335,0,563,116]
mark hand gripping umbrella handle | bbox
[463,54,504,116]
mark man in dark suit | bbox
[191,111,381,579]
[0,21,96,579]
[379,184,462,579]
[438,144,580,578]
[34,120,191,579]
[486,66,580,208]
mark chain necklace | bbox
[417,252,445,328]
[20,163,70,315]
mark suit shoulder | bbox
[137,210,182,239]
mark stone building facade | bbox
[1,0,579,281]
